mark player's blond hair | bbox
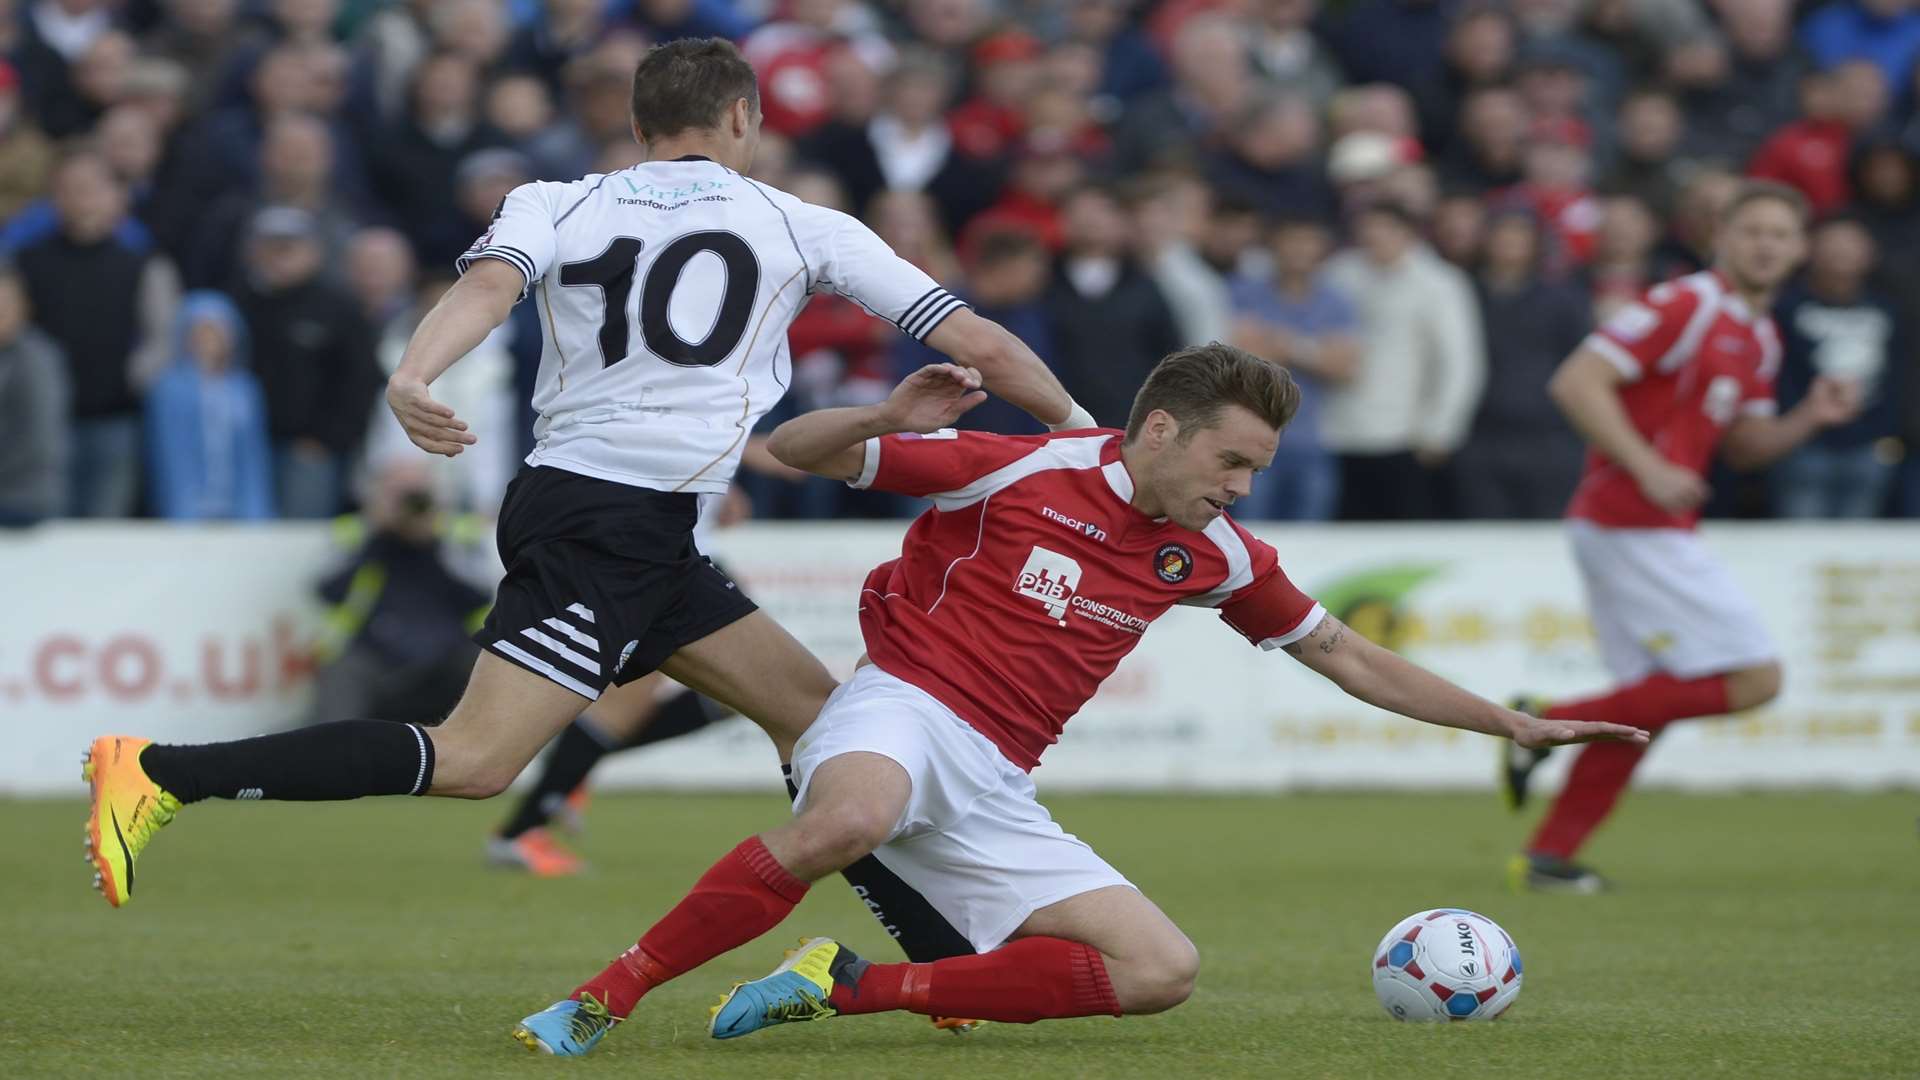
[1124,343,1301,444]
[1719,180,1810,226]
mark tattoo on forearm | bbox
[1283,617,1346,657]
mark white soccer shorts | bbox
[1568,521,1778,683]
[789,664,1134,954]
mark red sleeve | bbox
[852,429,1056,499]
[1583,279,1706,381]
[1200,523,1326,650]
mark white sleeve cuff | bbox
[1584,335,1644,382]
[849,436,882,489]
[1257,604,1329,651]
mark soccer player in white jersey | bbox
[1500,181,1861,893]
[509,345,1646,1055]
[80,39,1090,915]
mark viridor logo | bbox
[1013,546,1081,624]
[1041,506,1107,542]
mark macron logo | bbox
[1014,546,1082,623]
[1042,506,1108,543]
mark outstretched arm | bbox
[923,309,1092,430]
[1284,613,1648,749]
[384,259,524,457]
[767,364,987,482]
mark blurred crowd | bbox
[0,0,1916,526]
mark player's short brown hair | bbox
[1124,343,1301,444]
[1719,180,1810,226]
[629,37,759,142]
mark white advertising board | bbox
[3,522,1916,795]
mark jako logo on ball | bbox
[1371,908,1523,1022]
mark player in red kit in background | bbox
[508,344,1647,1056]
[1502,181,1863,894]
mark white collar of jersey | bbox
[1100,457,1170,524]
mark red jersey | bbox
[852,428,1325,770]
[1568,270,1782,530]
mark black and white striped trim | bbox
[455,245,539,295]
[405,723,430,796]
[485,601,603,700]
[896,287,968,341]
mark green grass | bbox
[3,791,1915,1079]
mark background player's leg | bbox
[136,652,582,804]
[496,674,667,841]
[1530,661,1782,859]
[657,611,836,760]
[826,885,1191,1022]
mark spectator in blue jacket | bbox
[145,290,275,521]
[1799,0,1920,95]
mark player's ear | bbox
[730,97,751,137]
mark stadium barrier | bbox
[3,522,1916,795]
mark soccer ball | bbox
[1371,908,1523,1022]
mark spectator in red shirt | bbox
[1748,60,1888,215]
[1515,116,1601,268]
[947,30,1042,161]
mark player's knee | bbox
[786,803,893,875]
[1120,935,1201,1014]
[1727,662,1782,711]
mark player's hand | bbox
[880,363,988,433]
[1508,713,1650,750]
[1631,459,1708,512]
[1799,376,1863,428]
[386,376,477,457]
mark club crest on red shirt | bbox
[1154,543,1193,584]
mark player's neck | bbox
[1116,446,1167,520]
[1715,267,1775,314]
[643,136,740,171]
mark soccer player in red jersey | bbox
[1502,181,1863,893]
[510,344,1646,1055]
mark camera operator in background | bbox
[307,459,493,728]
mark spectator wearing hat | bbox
[0,262,70,527]
[15,147,180,517]
[0,61,54,221]
[1454,205,1588,519]
[232,205,382,519]
[1749,61,1889,217]
[1043,183,1183,429]
[145,291,275,521]
[1321,199,1485,521]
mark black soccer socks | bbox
[138,720,436,804]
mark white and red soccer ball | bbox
[1372,909,1523,1022]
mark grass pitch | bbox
[3,789,1914,1079]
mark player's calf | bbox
[1017,885,1199,1014]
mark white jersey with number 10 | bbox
[456,156,966,495]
